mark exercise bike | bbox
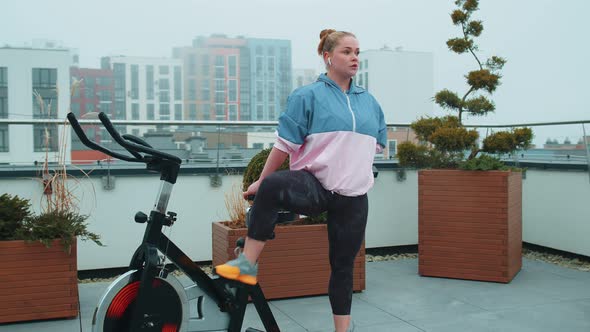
[67,112,280,332]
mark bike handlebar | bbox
[67,112,182,165]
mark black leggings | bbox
[248,170,368,315]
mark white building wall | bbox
[2,168,589,269]
[247,131,276,149]
[106,57,183,136]
[0,48,72,165]
[357,48,434,124]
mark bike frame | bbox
[67,112,279,332]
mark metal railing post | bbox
[582,123,590,183]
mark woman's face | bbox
[327,36,360,79]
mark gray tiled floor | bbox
[1,258,589,332]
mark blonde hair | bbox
[317,29,357,56]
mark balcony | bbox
[0,120,589,331]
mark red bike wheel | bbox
[103,278,182,331]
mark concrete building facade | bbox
[101,56,183,137]
[0,47,73,164]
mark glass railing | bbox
[0,118,589,169]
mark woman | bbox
[216,29,386,332]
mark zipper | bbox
[345,93,356,132]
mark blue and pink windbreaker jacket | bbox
[274,73,387,197]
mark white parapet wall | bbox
[1,167,589,270]
[522,170,590,256]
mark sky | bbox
[2,0,589,145]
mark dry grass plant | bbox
[34,79,93,215]
[223,181,247,228]
[20,80,102,252]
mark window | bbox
[159,104,170,120]
[364,72,368,90]
[215,55,224,66]
[239,104,250,120]
[229,105,238,121]
[215,91,225,104]
[174,66,182,100]
[267,57,275,73]
[32,68,57,88]
[32,92,58,119]
[132,129,140,137]
[388,140,397,158]
[159,91,170,102]
[256,81,263,103]
[256,105,264,120]
[268,105,275,120]
[159,65,169,75]
[253,143,263,149]
[86,103,94,113]
[0,67,7,87]
[188,79,196,100]
[201,79,210,100]
[130,65,139,99]
[364,60,368,69]
[98,101,111,113]
[228,56,237,77]
[115,101,126,119]
[228,80,237,102]
[215,79,225,91]
[215,67,224,79]
[70,103,80,116]
[146,65,154,99]
[147,104,155,120]
[85,85,94,99]
[132,104,139,120]
[98,90,112,101]
[174,104,182,120]
[189,104,197,120]
[268,83,275,103]
[0,125,8,152]
[98,77,113,86]
[33,125,58,152]
[256,56,264,76]
[158,79,169,90]
[202,103,210,120]
[215,104,225,120]
[0,97,7,118]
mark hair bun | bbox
[319,29,336,40]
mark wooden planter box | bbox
[213,222,365,299]
[418,170,522,283]
[0,239,78,323]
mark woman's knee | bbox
[257,171,288,197]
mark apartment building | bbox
[0,47,73,164]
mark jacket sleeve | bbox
[376,103,387,153]
[275,92,309,154]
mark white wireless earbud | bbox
[327,57,332,66]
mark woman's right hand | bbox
[243,179,261,201]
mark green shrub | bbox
[242,148,290,192]
[0,194,32,240]
[15,210,102,253]
[397,0,532,170]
